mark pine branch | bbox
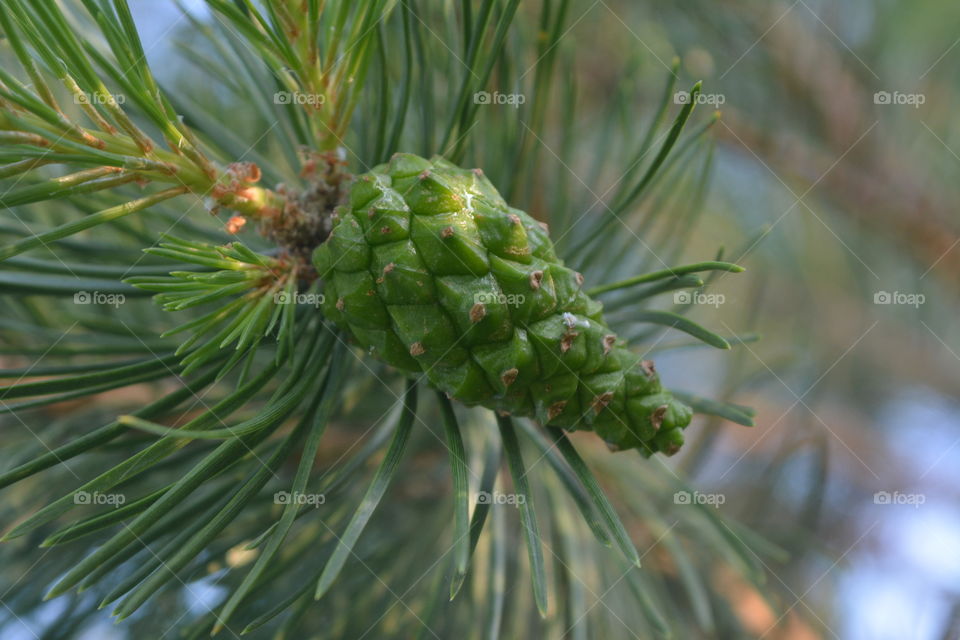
[0,2,775,637]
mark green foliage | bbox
[126,236,303,374]
[0,1,776,638]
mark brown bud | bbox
[225,216,247,234]
[591,392,614,414]
[529,270,544,290]
[641,360,656,377]
[469,303,486,323]
[560,331,578,353]
[602,334,617,355]
[547,401,567,421]
[651,405,668,431]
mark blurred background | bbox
[634,1,960,638]
[2,1,958,638]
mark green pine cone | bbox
[312,153,692,454]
